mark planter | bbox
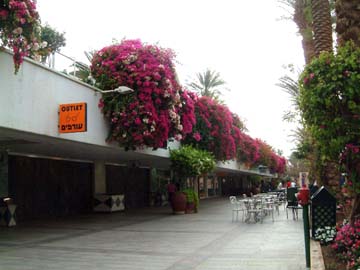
[185,202,196,214]
[171,192,186,214]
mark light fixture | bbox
[98,86,135,94]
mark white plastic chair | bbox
[262,199,275,222]
[229,196,246,222]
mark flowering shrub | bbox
[262,142,286,174]
[90,39,286,170]
[299,42,360,191]
[180,96,286,170]
[331,219,360,270]
[299,42,360,222]
[236,132,260,166]
[237,137,286,174]
[314,226,337,245]
[257,139,273,167]
[275,155,286,174]
[0,0,41,73]
[182,96,238,161]
[91,39,195,150]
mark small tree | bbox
[37,23,66,63]
[170,145,216,180]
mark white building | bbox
[0,51,273,221]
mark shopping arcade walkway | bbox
[0,197,306,270]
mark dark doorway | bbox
[106,165,150,209]
[8,155,93,221]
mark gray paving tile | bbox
[0,198,307,270]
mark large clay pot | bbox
[172,192,186,214]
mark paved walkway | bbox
[0,197,306,270]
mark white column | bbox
[94,161,106,194]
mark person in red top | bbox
[287,180,291,188]
[167,182,176,207]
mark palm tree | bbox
[187,69,228,101]
[279,0,337,197]
[311,0,333,55]
[335,0,360,47]
[279,0,337,62]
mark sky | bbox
[36,0,305,158]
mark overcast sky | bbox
[36,0,304,158]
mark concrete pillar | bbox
[94,161,106,194]
[0,150,8,197]
[216,176,221,196]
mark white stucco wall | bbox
[0,51,108,144]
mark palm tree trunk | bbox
[311,0,333,55]
[302,38,316,64]
[294,0,316,63]
[335,0,360,47]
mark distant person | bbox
[167,182,176,207]
[287,180,291,188]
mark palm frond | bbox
[187,68,228,102]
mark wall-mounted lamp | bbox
[97,86,135,95]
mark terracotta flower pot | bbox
[171,192,186,214]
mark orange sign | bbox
[58,103,87,133]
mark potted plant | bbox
[170,145,215,214]
[171,190,187,214]
[182,188,199,213]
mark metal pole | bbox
[303,204,311,268]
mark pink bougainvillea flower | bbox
[193,132,201,142]
[91,39,195,150]
[0,0,41,73]
[303,77,309,85]
[0,9,9,18]
[98,98,104,109]
[134,118,142,125]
